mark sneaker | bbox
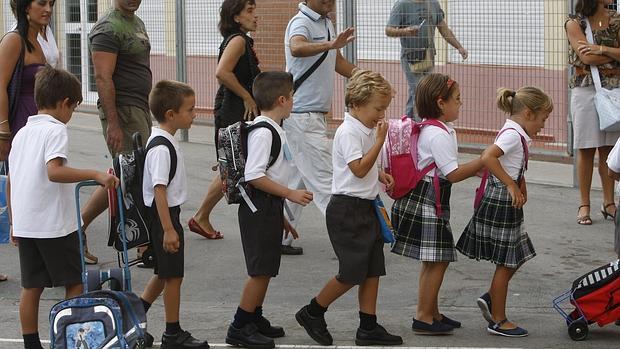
[255,316,285,338]
[411,318,453,335]
[355,324,403,346]
[487,319,528,338]
[438,314,461,328]
[295,305,333,345]
[145,331,154,347]
[281,245,303,255]
[477,292,493,324]
[225,323,274,348]
[161,330,209,349]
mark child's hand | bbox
[379,172,395,191]
[287,189,313,206]
[96,172,119,190]
[519,179,527,204]
[283,217,298,240]
[163,229,180,253]
[376,120,388,143]
[507,183,525,209]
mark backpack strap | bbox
[145,136,178,183]
[245,121,282,168]
[412,119,450,217]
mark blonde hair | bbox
[345,69,392,108]
[496,86,553,116]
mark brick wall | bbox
[252,0,300,72]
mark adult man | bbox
[386,0,467,120]
[80,0,153,266]
[283,0,358,255]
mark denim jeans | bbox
[400,57,432,121]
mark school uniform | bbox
[143,127,188,278]
[239,116,290,277]
[9,114,81,288]
[391,119,458,262]
[456,120,536,269]
[327,113,385,285]
[607,138,620,256]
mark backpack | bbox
[108,133,177,252]
[217,120,281,212]
[49,290,147,349]
[383,116,448,215]
[473,128,528,209]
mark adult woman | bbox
[566,0,620,225]
[188,0,259,239]
[0,0,54,280]
[10,0,59,68]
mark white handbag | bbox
[585,19,620,132]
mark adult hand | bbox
[243,97,258,121]
[577,40,604,56]
[403,26,420,36]
[330,27,356,50]
[0,139,10,160]
[458,47,468,60]
[106,123,123,154]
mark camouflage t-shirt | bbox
[89,9,152,112]
[568,11,620,89]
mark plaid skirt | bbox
[456,175,536,268]
[391,178,456,262]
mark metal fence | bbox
[2,0,583,158]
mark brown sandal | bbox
[601,203,616,220]
[577,204,592,225]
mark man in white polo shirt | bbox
[283,0,358,255]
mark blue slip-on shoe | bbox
[477,293,493,324]
[438,314,461,328]
[411,318,453,335]
[487,319,528,338]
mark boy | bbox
[9,66,118,349]
[225,72,313,349]
[138,80,209,349]
[295,70,402,345]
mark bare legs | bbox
[488,265,517,329]
[416,262,449,324]
[577,146,616,222]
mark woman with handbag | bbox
[188,0,260,239]
[566,0,620,225]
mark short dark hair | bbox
[415,73,458,119]
[149,80,195,123]
[252,72,293,111]
[575,0,598,16]
[219,0,256,37]
[34,66,83,109]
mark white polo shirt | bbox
[142,127,187,207]
[245,116,290,187]
[9,114,76,239]
[607,138,620,173]
[331,113,380,200]
[495,119,532,180]
[417,120,459,178]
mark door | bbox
[64,0,98,104]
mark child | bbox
[225,72,313,349]
[8,66,118,349]
[608,140,620,262]
[456,87,553,337]
[138,80,209,349]
[296,70,402,346]
[391,73,483,335]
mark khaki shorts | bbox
[99,105,152,156]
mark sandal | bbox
[601,203,616,220]
[577,205,592,225]
[188,217,224,240]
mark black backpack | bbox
[108,133,177,252]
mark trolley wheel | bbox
[568,320,589,341]
[86,270,102,291]
[108,268,124,291]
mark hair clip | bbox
[447,79,455,89]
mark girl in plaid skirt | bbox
[391,74,483,335]
[456,87,553,338]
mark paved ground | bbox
[0,113,618,348]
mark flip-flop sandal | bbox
[577,205,592,225]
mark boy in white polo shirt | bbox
[225,72,313,349]
[137,80,210,349]
[295,70,402,346]
[9,66,118,349]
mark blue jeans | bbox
[400,57,431,121]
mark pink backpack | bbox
[383,116,448,215]
[473,128,529,209]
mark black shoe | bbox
[161,330,209,349]
[226,323,275,348]
[281,245,303,255]
[477,292,493,324]
[355,324,403,346]
[255,316,285,338]
[145,331,154,347]
[411,319,453,335]
[438,314,461,328]
[295,305,332,345]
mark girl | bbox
[456,87,553,338]
[391,73,483,335]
